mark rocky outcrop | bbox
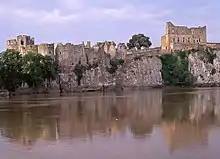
[56,40,220,93]
[189,50,220,86]
[57,43,163,92]
[120,54,163,87]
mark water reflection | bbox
[0,88,220,158]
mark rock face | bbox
[56,41,220,92]
[189,50,220,86]
[56,43,163,92]
[121,54,163,87]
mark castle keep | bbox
[161,22,220,51]
[7,35,54,56]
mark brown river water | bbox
[0,88,220,159]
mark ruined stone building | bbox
[7,35,54,56]
[161,22,220,52]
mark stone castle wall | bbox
[7,35,54,56]
[161,22,207,51]
[38,43,54,56]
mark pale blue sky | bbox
[0,0,219,50]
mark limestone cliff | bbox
[120,54,163,87]
[57,44,163,92]
[189,50,220,86]
[56,41,220,93]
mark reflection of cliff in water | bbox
[188,89,220,123]
[0,90,162,147]
[161,89,217,151]
[0,105,60,147]
[1,89,220,150]
[59,90,162,139]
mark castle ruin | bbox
[7,35,54,56]
[6,22,220,58]
[161,22,220,52]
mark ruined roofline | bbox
[166,21,206,29]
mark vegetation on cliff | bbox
[0,50,58,96]
[160,51,194,86]
[106,58,124,74]
[198,48,217,64]
[127,34,152,50]
[73,61,99,86]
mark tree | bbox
[22,52,45,88]
[73,61,86,86]
[41,55,58,87]
[22,52,58,89]
[0,50,23,96]
[127,34,152,50]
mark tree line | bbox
[0,50,58,96]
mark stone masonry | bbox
[161,22,220,52]
[7,35,54,56]
[5,21,220,92]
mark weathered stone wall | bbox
[38,43,54,56]
[26,45,38,53]
[7,39,18,50]
[7,35,55,56]
[161,22,207,51]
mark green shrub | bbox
[160,51,194,86]
[107,58,124,74]
[198,48,217,64]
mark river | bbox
[0,88,220,159]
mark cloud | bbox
[14,8,79,24]
[59,0,85,10]
[88,4,171,21]
[0,5,79,24]
[0,1,171,25]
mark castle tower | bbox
[161,22,207,52]
[16,35,35,54]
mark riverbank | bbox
[1,84,220,98]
